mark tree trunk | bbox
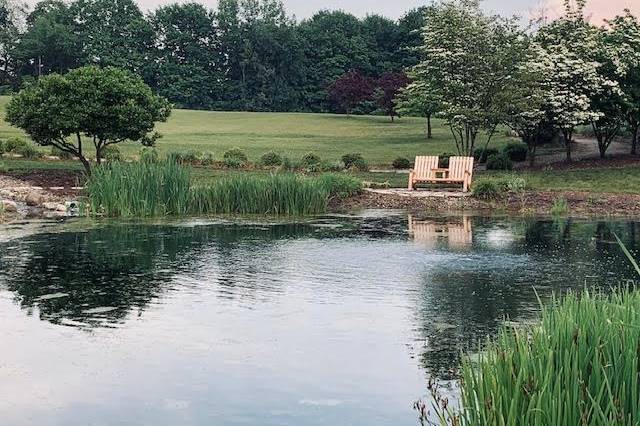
[391,114,394,123]
[79,155,91,176]
[527,141,537,168]
[426,114,432,139]
[562,130,572,162]
[632,124,639,156]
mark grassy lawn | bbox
[1,95,517,166]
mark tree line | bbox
[0,0,425,112]
[399,0,640,161]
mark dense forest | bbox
[0,0,425,112]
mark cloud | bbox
[541,0,640,23]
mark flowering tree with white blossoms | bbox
[409,0,526,156]
[605,11,640,155]
[396,80,441,139]
[535,0,615,162]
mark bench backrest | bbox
[413,156,439,179]
[448,156,474,180]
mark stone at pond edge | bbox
[42,202,67,212]
[1,199,17,212]
[25,191,43,207]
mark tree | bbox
[6,66,171,174]
[409,0,526,156]
[376,71,409,121]
[148,3,221,109]
[15,0,82,77]
[0,0,25,90]
[536,0,613,161]
[503,42,556,166]
[606,11,640,155]
[396,81,441,139]
[298,11,371,111]
[327,69,374,115]
[69,0,153,75]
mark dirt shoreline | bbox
[330,190,640,217]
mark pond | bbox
[0,212,639,425]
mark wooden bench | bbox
[408,156,474,192]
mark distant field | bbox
[0,95,516,166]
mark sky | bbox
[20,0,640,21]
[125,0,640,21]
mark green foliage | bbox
[471,179,500,199]
[2,136,29,153]
[51,146,74,160]
[341,153,367,171]
[502,142,528,162]
[6,66,171,173]
[550,196,569,216]
[222,148,248,168]
[438,152,455,168]
[102,145,123,162]
[316,173,362,197]
[139,147,159,164]
[473,147,500,163]
[392,157,411,169]
[486,153,513,170]
[170,150,214,166]
[260,151,283,167]
[300,152,321,169]
[87,160,192,217]
[448,288,640,425]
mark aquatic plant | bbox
[422,240,640,426]
[88,161,361,217]
[87,159,192,217]
[550,196,569,216]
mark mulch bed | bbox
[331,190,640,217]
[4,170,86,196]
[523,155,640,171]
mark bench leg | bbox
[463,179,468,193]
[408,172,414,190]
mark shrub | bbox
[320,160,345,172]
[223,148,248,164]
[169,150,214,166]
[473,147,500,163]
[502,142,528,162]
[0,140,5,155]
[51,146,74,160]
[14,142,42,159]
[341,153,368,171]
[450,288,640,425]
[438,152,455,168]
[392,157,411,169]
[3,137,29,153]
[472,179,501,200]
[102,145,123,162]
[486,153,513,170]
[260,151,283,167]
[139,147,159,164]
[300,152,321,168]
[223,157,243,169]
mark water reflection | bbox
[0,214,639,425]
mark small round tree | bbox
[6,66,171,174]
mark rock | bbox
[25,191,43,207]
[42,202,67,212]
[1,199,17,213]
[0,189,13,199]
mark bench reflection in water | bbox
[408,215,473,248]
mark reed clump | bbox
[427,287,640,425]
[87,161,361,217]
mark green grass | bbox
[434,287,640,425]
[0,95,516,166]
[87,160,361,217]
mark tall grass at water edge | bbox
[423,239,640,426]
[87,160,361,217]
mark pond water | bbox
[0,211,639,426]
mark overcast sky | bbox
[22,0,640,21]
